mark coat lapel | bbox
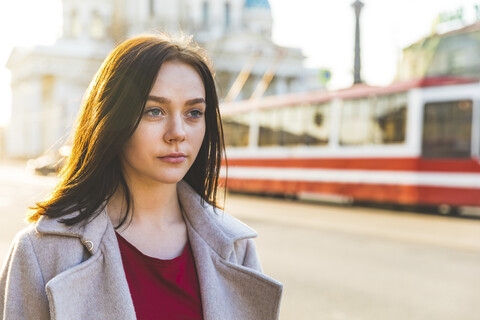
[186,225,282,320]
[36,210,137,320]
[178,182,283,320]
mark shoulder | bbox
[0,225,52,319]
[5,223,67,262]
[19,217,85,252]
[6,218,90,283]
[10,223,36,243]
[3,225,53,277]
[4,225,39,261]
[1,225,47,294]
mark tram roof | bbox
[220,76,478,114]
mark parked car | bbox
[27,145,71,176]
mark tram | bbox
[220,77,480,211]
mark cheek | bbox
[121,126,152,158]
[122,134,140,156]
[119,138,137,167]
[188,123,205,157]
[196,123,206,148]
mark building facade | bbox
[396,22,480,81]
[5,0,320,158]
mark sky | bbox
[0,0,479,126]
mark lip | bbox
[158,152,187,164]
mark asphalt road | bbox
[225,194,480,320]
[1,161,479,320]
[0,161,57,260]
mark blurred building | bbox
[5,0,320,158]
[0,127,4,160]
[396,21,480,81]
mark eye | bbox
[144,108,164,117]
[188,109,204,119]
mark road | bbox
[0,161,57,260]
[225,195,480,320]
[1,162,480,320]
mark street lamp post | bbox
[352,0,364,85]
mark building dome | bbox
[244,0,271,9]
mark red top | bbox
[116,232,203,320]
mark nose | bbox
[164,114,186,143]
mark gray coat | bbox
[0,181,283,320]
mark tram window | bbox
[340,94,407,146]
[372,94,407,144]
[305,103,330,145]
[257,104,330,147]
[339,99,371,145]
[422,100,472,158]
[223,113,250,147]
[279,106,305,146]
[258,109,281,146]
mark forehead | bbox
[149,61,205,98]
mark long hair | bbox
[27,33,225,227]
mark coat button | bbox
[82,240,94,252]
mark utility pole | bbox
[352,0,364,85]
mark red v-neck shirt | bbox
[116,232,203,320]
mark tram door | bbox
[421,100,473,158]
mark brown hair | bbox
[28,33,225,227]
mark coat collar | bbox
[35,180,257,259]
[177,180,257,260]
[35,204,109,255]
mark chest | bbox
[116,221,188,259]
[117,234,203,319]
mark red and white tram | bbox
[220,77,480,211]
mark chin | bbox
[158,178,184,185]
[153,172,188,185]
[124,166,190,187]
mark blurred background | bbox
[1,0,480,319]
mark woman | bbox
[0,34,282,320]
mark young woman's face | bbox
[120,61,206,187]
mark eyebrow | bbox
[147,95,206,106]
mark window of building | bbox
[71,10,82,37]
[202,1,210,28]
[149,0,155,18]
[422,100,472,158]
[224,2,231,29]
[42,75,54,109]
[41,75,55,150]
[90,11,104,39]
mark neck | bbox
[108,179,183,229]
